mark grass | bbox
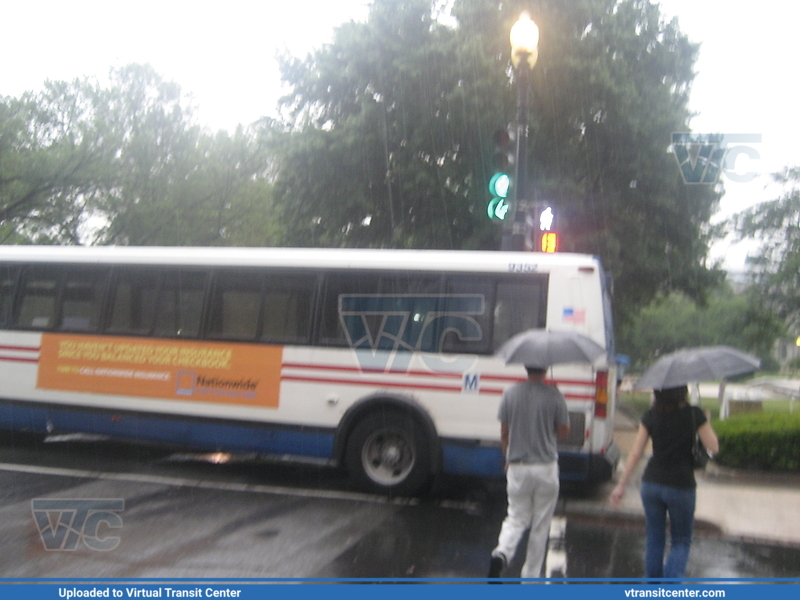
[617,390,797,422]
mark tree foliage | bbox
[272,0,506,250]
[735,167,800,334]
[617,287,783,370]
[1,65,279,247]
[270,0,723,322]
[0,83,113,243]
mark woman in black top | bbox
[610,386,719,579]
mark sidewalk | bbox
[563,406,800,547]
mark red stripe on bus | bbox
[281,374,595,400]
[282,362,594,388]
[281,374,468,393]
[0,356,39,363]
[0,345,40,353]
[282,362,464,379]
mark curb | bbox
[702,462,800,487]
[561,498,724,537]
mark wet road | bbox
[1,434,798,579]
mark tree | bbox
[272,0,507,250]
[93,69,280,245]
[735,167,800,334]
[0,82,115,243]
[270,0,723,322]
[1,65,280,247]
[617,287,783,370]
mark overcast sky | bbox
[2,0,797,269]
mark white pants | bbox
[493,461,560,579]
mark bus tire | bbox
[345,409,431,497]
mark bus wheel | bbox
[345,410,431,497]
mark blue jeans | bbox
[640,481,696,580]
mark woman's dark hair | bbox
[653,385,688,412]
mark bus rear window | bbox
[492,279,547,350]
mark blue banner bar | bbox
[1,581,799,600]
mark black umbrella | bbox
[635,345,760,390]
[496,329,606,368]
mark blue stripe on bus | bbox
[440,443,593,481]
[0,401,334,459]
[441,444,503,478]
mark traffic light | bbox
[487,174,510,220]
[535,205,558,252]
[487,128,514,220]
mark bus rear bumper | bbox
[558,442,619,485]
[441,440,621,486]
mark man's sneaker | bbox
[487,553,507,580]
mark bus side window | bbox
[59,268,109,332]
[0,265,17,327]
[207,271,263,341]
[261,275,316,344]
[492,280,547,350]
[14,267,60,330]
[380,273,442,353]
[153,270,208,339]
[107,270,161,335]
[320,273,381,346]
[439,277,492,355]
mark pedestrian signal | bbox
[539,231,558,253]
[535,205,558,252]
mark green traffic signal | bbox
[488,197,509,220]
[489,172,511,199]
[488,173,511,220]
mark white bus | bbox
[0,246,619,495]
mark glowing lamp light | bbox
[510,12,539,68]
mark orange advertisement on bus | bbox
[36,334,283,408]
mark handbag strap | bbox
[689,405,705,446]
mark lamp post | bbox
[502,12,539,252]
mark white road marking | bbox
[0,461,480,513]
[545,516,568,579]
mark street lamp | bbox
[510,12,539,69]
[502,12,539,252]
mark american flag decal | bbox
[562,308,586,324]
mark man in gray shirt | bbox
[488,366,570,580]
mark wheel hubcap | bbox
[363,430,415,485]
